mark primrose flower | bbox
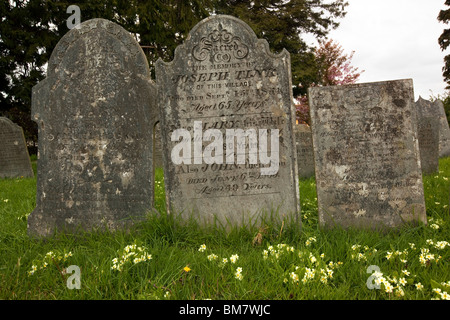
[290,272,299,283]
[384,282,394,293]
[395,287,405,297]
[235,267,243,281]
[305,237,317,246]
[399,278,407,286]
[198,244,207,252]
[435,241,449,250]
[230,254,239,264]
[415,283,424,291]
[207,254,218,261]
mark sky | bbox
[306,0,448,100]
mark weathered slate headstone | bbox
[28,19,157,237]
[309,79,427,229]
[0,117,34,178]
[294,124,315,179]
[156,15,300,227]
[416,96,450,158]
[417,116,439,175]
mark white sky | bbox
[306,0,448,100]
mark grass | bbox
[0,157,449,300]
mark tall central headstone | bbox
[156,15,300,227]
[28,19,157,237]
[309,79,427,229]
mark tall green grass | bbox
[0,158,448,300]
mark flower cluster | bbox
[263,243,342,286]
[235,267,243,281]
[263,243,295,261]
[198,244,243,281]
[351,244,378,262]
[418,239,448,266]
[111,243,152,272]
[369,267,421,297]
[28,250,73,276]
[432,281,450,300]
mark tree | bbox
[295,39,363,124]
[438,0,450,89]
[214,0,349,96]
[1,0,348,149]
[0,0,213,153]
[315,39,362,86]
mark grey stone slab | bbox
[0,117,34,178]
[156,15,300,228]
[416,96,450,158]
[294,124,315,179]
[417,116,439,175]
[28,18,157,237]
[309,79,427,230]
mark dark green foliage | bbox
[1,0,347,147]
[438,0,450,89]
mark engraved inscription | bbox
[193,23,249,62]
[309,80,427,230]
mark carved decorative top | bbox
[192,23,249,62]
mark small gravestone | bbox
[294,124,315,179]
[417,116,439,175]
[28,19,157,237]
[156,15,300,227]
[416,97,450,158]
[0,117,34,178]
[309,79,427,230]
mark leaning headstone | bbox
[28,19,157,237]
[416,96,450,158]
[0,117,34,178]
[156,15,300,228]
[294,124,315,179]
[417,116,439,175]
[309,79,427,229]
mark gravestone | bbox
[156,15,300,227]
[0,117,34,178]
[416,97,450,158]
[309,79,427,230]
[417,116,439,175]
[294,124,315,179]
[28,19,157,237]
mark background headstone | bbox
[309,79,427,230]
[416,96,450,158]
[153,122,163,168]
[417,116,439,175]
[156,15,300,228]
[294,124,315,179]
[28,19,157,237]
[0,117,34,178]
